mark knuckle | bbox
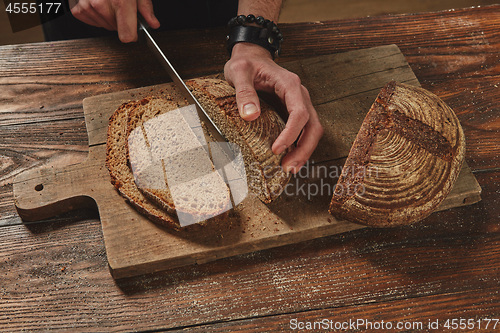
[90,0,104,11]
[71,6,82,16]
[227,58,252,73]
[110,0,123,8]
[236,86,255,98]
[301,85,311,98]
[294,108,310,124]
[90,0,105,10]
[286,72,302,86]
[77,0,90,10]
[236,90,259,111]
[316,122,325,137]
[275,72,301,95]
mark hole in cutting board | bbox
[34,184,44,191]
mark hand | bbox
[224,43,324,174]
[68,0,160,42]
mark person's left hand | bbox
[224,42,324,174]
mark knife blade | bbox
[138,15,227,144]
[137,16,246,220]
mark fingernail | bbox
[242,103,258,116]
[275,144,287,155]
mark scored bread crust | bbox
[329,81,466,227]
[186,78,291,203]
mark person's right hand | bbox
[68,0,160,42]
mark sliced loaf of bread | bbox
[106,78,291,228]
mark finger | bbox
[113,0,138,42]
[272,85,311,155]
[89,0,117,30]
[281,114,323,174]
[138,0,160,29]
[225,59,261,121]
[234,78,261,122]
[71,2,105,28]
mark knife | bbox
[137,16,245,216]
[138,15,227,144]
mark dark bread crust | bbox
[329,81,465,227]
[186,78,291,203]
[105,99,181,230]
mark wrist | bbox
[231,42,273,60]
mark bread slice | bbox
[105,98,181,229]
[186,78,291,203]
[329,81,465,227]
[126,99,231,227]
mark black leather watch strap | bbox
[227,25,281,59]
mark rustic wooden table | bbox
[1,5,498,332]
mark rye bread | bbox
[329,81,465,227]
[186,78,291,203]
[106,78,291,228]
[126,99,231,226]
[105,98,181,229]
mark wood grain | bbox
[0,8,497,164]
[0,171,498,331]
[0,5,498,331]
[12,45,481,279]
[176,289,500,332]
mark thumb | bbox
[233,80,261,122]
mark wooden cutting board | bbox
[13,45,481,279]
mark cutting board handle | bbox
[13,156,102,222]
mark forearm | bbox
[237,0,282,21]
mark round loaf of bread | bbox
[329,81,465,227]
